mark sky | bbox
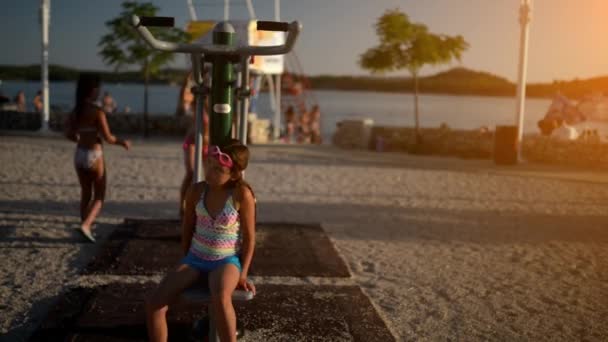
[1,0,607,83]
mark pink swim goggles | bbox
[209,145,233,168]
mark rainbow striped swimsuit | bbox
[188,186,241,261]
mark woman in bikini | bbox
[64,73,131,242]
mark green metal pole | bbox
[210,22,235,147]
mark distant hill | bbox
[1,64,606,99]
[303,68,512,96]
[307,67,606,98]
[0,65,187,85]
[528,75,608,99]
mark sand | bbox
[1,134,608,341]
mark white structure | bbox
[40,0,50,131]
[515,0,532,161]
[272,0,281,140]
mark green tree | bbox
[98,1,189,137]
[360,9,469,142]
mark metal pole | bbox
[192,54,206,183]
[224,0,230,21]
[40,0,50,131]
[211,22,235,147]
[274,0,280,21]
[515,0,532,162]
[186,0,198,21]
[245,0,256,19]
[274,74,281,141]
[239,57,250,145]
[266,73,276,113]
[266,74,278,140]
[235,68,242,139]
[209,313,219,342]
[251,74,262,113]
[272,0,282,141]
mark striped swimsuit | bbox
[182,184,242,273]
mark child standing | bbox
[283,105,297,143]
[146,139,256,342]
[64,73,131,243]
[309,105,322,144]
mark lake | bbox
[1,80,591,142]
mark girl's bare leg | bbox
[81,158,106,234]
[75,168,93,222]
[209,264,240,342]
[145,264,200,342]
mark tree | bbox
[360,9,469,142]
[98,1,189,137]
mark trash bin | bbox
[494,125,518,165]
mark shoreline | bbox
[1,78,556,99]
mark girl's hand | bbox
[237,276,256,295]
[121,139,131,150]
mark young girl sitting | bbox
[146,139,256,342]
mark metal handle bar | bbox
[132,15,301,57]
[256,21,289,32]
[139,16,174,27]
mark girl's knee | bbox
[145,295,168,315]
[211,290,233,306]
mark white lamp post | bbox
[515,0,532,162]
[40,0,50,131]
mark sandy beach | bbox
[1,134,608,341]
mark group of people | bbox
[537,91,608,142]
[0,89,119,114]
[539,117,604,142]
[282,104,322,144]
[537,92,584,140]
[537,116,581,141]
[65,73,255,341]
[0,90,43,112]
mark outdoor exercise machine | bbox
[132,14,300,341]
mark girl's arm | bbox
[64,115,78,142]
[96,109,130,149]
[181,183,201,255]
[237,185,256,280]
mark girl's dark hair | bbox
[222,139,249,173]
[73,73,101,118]
[221,139,256,216]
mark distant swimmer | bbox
[102,91,118,113]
